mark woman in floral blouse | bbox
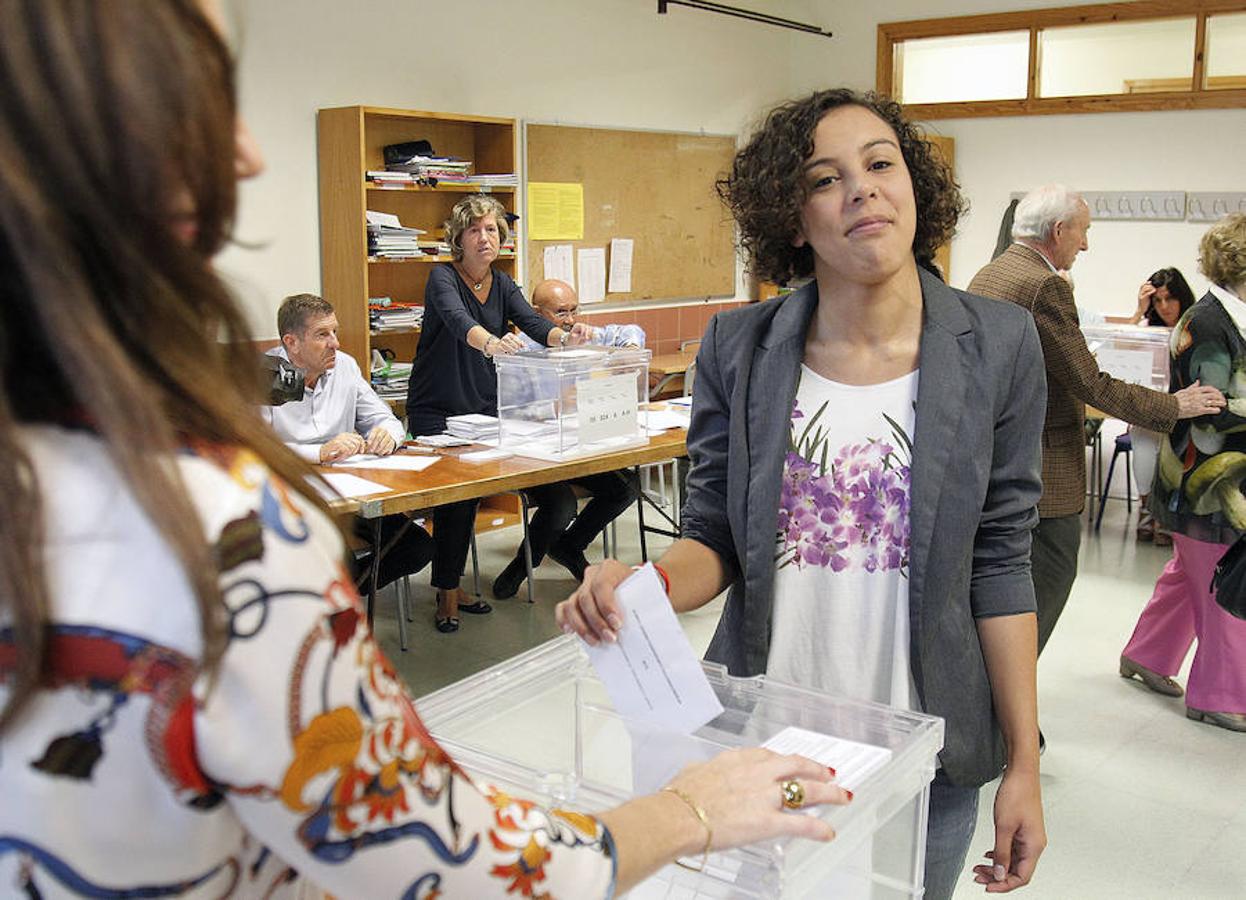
[0,2,846,897]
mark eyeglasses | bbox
[552,307,579,320]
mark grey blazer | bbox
[681,269,1046,787]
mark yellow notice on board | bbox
[528,182,584,240]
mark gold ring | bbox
[780,779,805,810]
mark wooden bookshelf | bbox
[316,106,519,381]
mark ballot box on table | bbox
[494,346,650,460]
[418,636,944,899]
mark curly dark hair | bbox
[717,89,966,286]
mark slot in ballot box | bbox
[418,636,944,898]
[494,346,650,460]
[1081,323,1172,391]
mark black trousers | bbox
[1031,514,1082,656]
[351,514,434,590]
[513,470,640,565]
[430,499,480,590]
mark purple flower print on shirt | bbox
[776,399,912,576]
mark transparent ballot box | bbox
[1081,323,1171,391]
[418,636,944,899]
[494,346,651,460]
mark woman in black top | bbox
[407,194,575,631]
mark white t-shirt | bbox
[767,365,920,710]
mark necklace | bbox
[456,262,488,292]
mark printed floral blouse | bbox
[0,425,616,898]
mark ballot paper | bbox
[762,725,893,792]
[333,454,440,472]
[584,564,723,733]
[640,408,690,432]
[318,472,390,499]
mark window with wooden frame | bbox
[877,1,1246,119]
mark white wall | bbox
[224,0,1246,337]
[790,0,1246,311]
[934,108,1245,310]
[222,0,815,338]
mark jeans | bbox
[924,780,981,900]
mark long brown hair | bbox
[0,0,333,730]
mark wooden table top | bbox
[648,349,698,376]
[324,428,688,518]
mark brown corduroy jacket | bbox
[969,243,1178,517]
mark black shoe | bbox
[1038,730,1046,756]
[548,541,589,581]
[491,557,527,599]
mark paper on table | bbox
[584,564,724,733]
[577,247,607,303]
[762,725,893,792]
[333,454,440,473]
[640,408,690,431]
[607,237,633,294]
[318,472,390,499]
[542,243,575,288]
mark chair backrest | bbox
[684,359,696,397]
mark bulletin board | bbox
[524,123,737,304]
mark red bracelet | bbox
[653,563,671,595]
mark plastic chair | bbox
[1094,432,1133,531]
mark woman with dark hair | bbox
[1120,215,1246,732]
[0,4,847,895]
[1126,267,1197,543]
[559,88,1048,898]
[1127,267,1197,328]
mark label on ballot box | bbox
[576,372,638,444]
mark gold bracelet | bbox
[661,786,712,873]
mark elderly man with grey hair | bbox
[969,185,1223,685]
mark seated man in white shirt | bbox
[262,294,438,595]
[493,280,641,598]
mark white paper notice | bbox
[577,372,638,444]
[607,237,634,294]
[584,564,724,733]
[318,472,390,499]
[333,454,440,472]
[1095,348,1154,386]
[577,247,607,303]
[762,725,893,792]
[542,243,575,288]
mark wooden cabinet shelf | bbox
[317,105,519,392]
[366,182,516,194]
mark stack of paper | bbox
[366,210,426,259]
[368,302,423,333]
[445,413,499,441]
[473,173,519,187]
[370,361,412,401]
[386,154,472,182]
[366,170,419,188]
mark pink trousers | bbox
[1123,533,1246,714]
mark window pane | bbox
[896,31,1029,104]
[1206,13,1246,89]
[1038,18,1196,97]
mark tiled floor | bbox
[373,492,1245,898]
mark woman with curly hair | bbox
[559,88,1047,898]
